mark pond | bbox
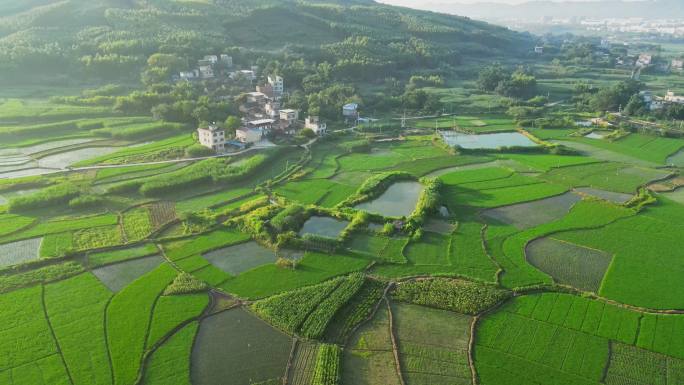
[191,308,292,385]
[584,131,610,139]
[659,188,684,205]
[91,255,163,292]
[299,216,349,238]
[667,148,684,168]
[203,241,279,275]
[0,238,42,267]
[440,131,537,149]
[355,181,424,218]
[574,187,633,204]
[37,147,119,169]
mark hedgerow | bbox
[0,261,83,294]
[8,183,81,212]
[312,344,342,385]
[162,272,208,295]
[392,278,510,314]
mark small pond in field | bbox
[203,241,291,275]
[91,255,163,292]
[584,131,611,140]
[191,308,292,385]
[37,147,119,169]
[0,238,42,267]
[299,216,349,238]
[659,187,684,205]
[440,131,537,149]
[667,148,684,168]
[355,181,424,218]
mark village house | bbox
[235,127,264,144]
[198,65,215,79]
[230,70,257,82]
[264,100,281,119]
[197,124,225,152]
[256,83,274,99]
[343,103,359,121]
[637,53,653,67]
[664,91,684,104]
[179,69,199,80]
[247,118,275,131]
[534,46,544,54]
[220,55,233,67]
[245,92,268,105]
[305,116,327,135]
[672,59,684,71]
[203,55,219,65]
[268,75,284,99]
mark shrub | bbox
[275,257,297,270]
[163,272,208,295]
[68,195,105,209]
[185,144,214,158]
[8,183,81,212]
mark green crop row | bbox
[122,208,153,242]
[324,279,386,344]
[146,293,209,348]
[392,278,509,314]
[312,344,342,385]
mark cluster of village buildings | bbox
[187,55,360,152]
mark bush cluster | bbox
[392,278,510,314]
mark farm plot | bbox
[346,233,408,263]
[88,243,158,267]
[122,208,153,242]
[175,187,252,214]
[542,162,670,194]
[415,115,518,133]
[482,192,581,230]
[106,263,177,385]
[404,231,450,265]
[191,308,292,385]
[422,218,455,234]
[500,153,597,171]
[147,293,209,347]
[92,254,164,292]
[39,233,73,258]
[392,303,472,385]
[526,237,612,293]
[288,342,320,385]
[275,179,356,208]
[0,285,68,384]
[203,241,276,275]
[474,293,635,385]
[0,237,42,267]
[220,252,368,299]
[0,213,35,237]
[73,225,123,251]
[342,301,403,385]
[604,341,684,385]
[44,273,112,385]
[162,228,251,261]
[449,220,500,282]
[569,133,684,165]
[37,146,120,169]
[555,202,684,309]
[142,322,198,385]
[147,201,177,229]
[574,187,633,204]
[324,279,387,344]
[636,313,684,359]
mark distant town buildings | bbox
[197,124,225,152]
[637,53,653,67]
[672,59,684,71]
[268,75,284,99]
[235,127,264,144]
[343,103,359,121]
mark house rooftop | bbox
[248,119,275,125]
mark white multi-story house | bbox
[342,103,358,120]
[279,109,299,122]
[220,55,233,67]
[664,91,684,104]
[235,127,264,144]
[305,116,327,135]
[179,70,199,80]
[534,46,544,54]
[199,65,215,79]
[203,55,219,64]
[197,124,225,152]
[268,75,284,98]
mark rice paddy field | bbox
[3,96,684,385]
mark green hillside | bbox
[0,0,533,83]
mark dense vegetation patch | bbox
[392,278,510,314]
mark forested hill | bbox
[0,0,533,84]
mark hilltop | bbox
[0,0,533,84]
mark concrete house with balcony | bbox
[197,124,225,152]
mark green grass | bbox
[221,252,368,299]
[142,322,198,385]
[44,273,112,385]
[88,243,158,267]
[0,213,36,237]
[106,263,177,385]
[498,153,597,171]
[0,213,119,244]
[346,233,408,263]
[39,232,74,258]
[146,293,209,347]
[449,220,499,282]
[276,179,356,207]
[0,261,83,294]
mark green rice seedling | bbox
[0,261,83,294]
[146,293,209,347]
[88,243,158,267]
[106,263,177,385]
[324,279,386,344]
[142,322,198,385]
[162,228,250,261]
[44,273,112,385]
[74,225,123,250]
